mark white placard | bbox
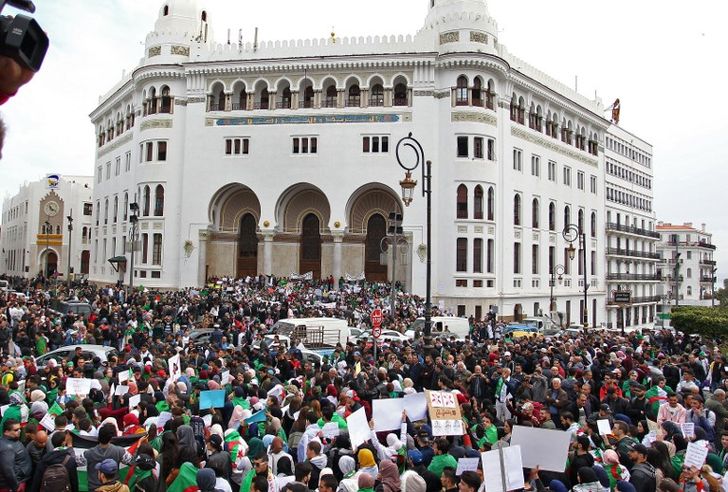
[456,457,480,475]
[17,380,25,395]
[510,425,571,472]
[221,371,231,386]
[157,411,173,429]
[684,441,709,468]
[403,392,428,421]
[346,407,370,448]
[482,445,525,492]
[66,378,92,396]
[118,370,129,384]
[597,419,612,436]
[40,412,56,432]
[202,414,213,427]
[372,398,406,431]
[115,385,130,396]
[432,419,464,436]
[322,422,340,439]
[681,422,695,438]
[168,354,181,382]
[128,394,141,409]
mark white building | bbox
[656,222,717,308]
[603,126,659,331]
[0,176,94,279]
[89,0,626,324]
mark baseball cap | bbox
[96,458,119,475]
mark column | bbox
[262,231,274,275]
[246,93,254,111]
[197,229,209,287]
[314,90,322,109]
[332,232,344,282]
[291,91,299,109]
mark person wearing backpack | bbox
[28,431,78,492]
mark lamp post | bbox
[549,264,565,321]
[43,220,51,278]
[563,224,588,329]
[380,222,407,321]
[712,268,718,308]
[66,212,73,289]
[128,202,139,293]
[395,133,432,336]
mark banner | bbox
[510,426,571,472]
[426,390,463,436]
[290,272,313,281]
[344,272,366,282]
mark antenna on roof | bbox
[239,29,243,53]
[227,29,231,45]
[253,27,258,52]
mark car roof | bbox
[46,344,114,353]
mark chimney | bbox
[685,222,693,228]
[701,223,706,232]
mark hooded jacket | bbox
[28,447,78,492]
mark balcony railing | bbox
[667,240,716,250]
[606,222,661,239]
[345,97,361,107]
[275,101,292,109]
[606,273,662,281]
[298,100,314,109]
[322,98,337,108]
[369,97,384,107]
[608,295,661,305]
[700,259,717,266]
[701,276,715,283]
[393,97,408,106]
[231,102,246,111]
[606,247,661,260]
[208,102,225,111]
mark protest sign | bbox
[202,414,213,427]
[681,422,695,439]
[157,411,173,429]
[322,422,340,439]
[39,412,56,432]
[684,441,709,468]
[66,378,92,396]
[115,385,130,396]
[403,392,428,421]
[244,410,267,425]
[129,394,141,409]
[372,398,406,431]
[168,354,181,382]
[199,390,226,410]
[221,371,231,386]
[456,457,480,476]
[511,425,571,472]
[346,407,370,448]
[426,390,463,436]
[482,445,525,492]
[597,419,612,436]
[118,370,129,384]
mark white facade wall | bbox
[87,0,644,324]
[0,176,94,279]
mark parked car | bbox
[35,344,117,368]
[357,329,410,344]
[188,329,215,346]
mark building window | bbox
[456,184,468,219]
[292,137,317,154]
[532,198,539,229]
[590,175,597,194]
[513,194,521,226]
[474,238,483,273]
[563,166,572,186]
[514,242,521,274]
[473,280,483,288]
[487,187,495,221]
[513,148,522,171]
[97,166,102,183]
[487,239,494,273]
[125,151,131,172]
[474,186,483,220]
[686,267,692,279]
[457,136,469,158]
[145,142,153,162]
[487,138,495,160]
[105,162,111,180]
[532,244,539,274]
[564,206,571,228]
[548,161,556,181]
[141,233,149,263]
[549,202,556,231]
[456,76,468,106]
[577,171,585,190]
[455,279,467,287]
[456,238,467,272]
[531,155,540,177]
[83,203,93,216]
[115,157,121,176]
[154,185,164,216]
[590,212,597,238]
[225,138,250,155]
[474,137,483,159]
[157,141,167,161]
[152,234,162,265]
[362,136,389,154]
[143,186,151,216]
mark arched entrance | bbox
[237,213,258,277]
[44,251,58,277]
[365,214,387,281]
[300,213,321,278]
[514,304,523,322]
[80,250,90,274]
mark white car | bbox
[35,344,118,368]
[348,328,365,344]
[357,329,410,343]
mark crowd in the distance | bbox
[0,275,725,492]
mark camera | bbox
[0,0,48,72]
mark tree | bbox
[671,306,728,339]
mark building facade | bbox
[656,222,717,309]
[0,176,94,279]
[88,0,637,324]
[603,125,660,331]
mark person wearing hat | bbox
[627,444,656,492]
[95,458,129,492]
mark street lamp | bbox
[380,219,407,320]
[395,133,432,336]
[128,202,139,293]
[66,212,73,289]
[712,267,718,308]
[549,264,565,320]
[563,224,589,329]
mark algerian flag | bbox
[167,462,200,492]
[71,432,146,492]
[48,401,64,416]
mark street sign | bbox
[370,308,383,329]
[372,327,382,338]
[614,291,631,304]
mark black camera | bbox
[0,0,48,72]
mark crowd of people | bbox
[0,275,725,492]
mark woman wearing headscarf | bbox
[376,460,401,492]
[336,456,358,492]
[158,431,180,492]
[177,425,201,467]
[601,449,631,489]
[358,448,379,480]
[228,405,246,430]
[573,466,607,492]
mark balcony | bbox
[701,276,715,283]
[607,295,661,306]
[298,100,314,109]
[667,240,716,250]
[606,247,661,260]
[321,98,337,108]
[606,273,662,281]
[208,102,225,111]
[700,259,717,266]
[606,222,661,239]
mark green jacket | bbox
[427,453,458,477]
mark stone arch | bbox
[276,183,331,233]
[345,183,403,234]
[365,74,385,89]
[208,183,262,231]
[317,76,339,92]
[39,248,59,277]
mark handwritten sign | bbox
[39,412,56,432]
[129,394,141,409]
[322,422,340,439]
[597,419,612,436]
[681,422,695,439]
[684,441,709,468]
[66,378,92,396]
[426,390,463,436]
[456,457,480,475]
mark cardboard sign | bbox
[482,445,525,492]
[66,378,92,396]
[510,425,571,472]
[39,412,56,432]
[426,390,463,436]
[168,354,181,382]
[456,457,480,475]
[403,392,428,421]
[346,407,370,448]
[597,419,612,436]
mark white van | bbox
[271,317,350,348]
[406,316,471,340]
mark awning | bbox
[107,256,127,263]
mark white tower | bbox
[419,0,499,55]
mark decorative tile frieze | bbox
[439,32,460,44]
[451,112,497,125]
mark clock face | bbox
[44,201,60,217]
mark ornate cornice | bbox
[511,126,599,167]
[451,111,497,126]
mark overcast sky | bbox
[1,0,726,281]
